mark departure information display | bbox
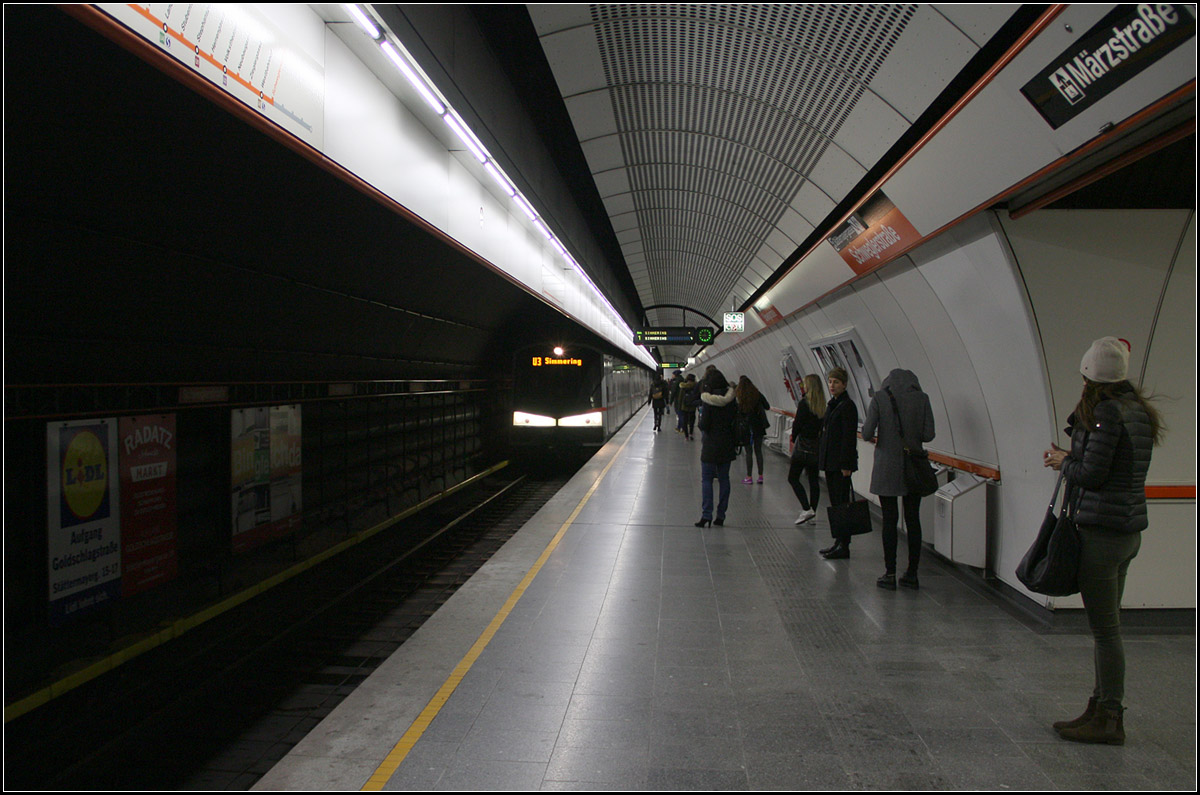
[635,327,715,346]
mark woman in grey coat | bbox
[861,369,935,590]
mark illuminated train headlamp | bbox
[513,411,555,427]
[558,411,602,427]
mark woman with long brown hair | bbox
[788,374,826,524]
[736,376,771,484]
[1043,337,1163,746]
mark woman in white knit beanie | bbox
[1042,336,1164,746]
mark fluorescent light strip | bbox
[374,36,647,362]
[484,161,516,196]
[513,194,538,221]
[380,41,446,115]
[344,4,380,39]
[443,112,488,163]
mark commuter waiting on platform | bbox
[676,374,700,440]
[649,374,670,432]
[668,369,683,419]
[735,376,771,484]
[1042,337,1163,746]
[861,369,935,590]
[696,368,737,527]
[818,367,859,559]
[789,373,826,525]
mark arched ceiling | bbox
[527,4,1022,362]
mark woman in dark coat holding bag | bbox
[1043,337,1161,746]
[861,368,935,590]
[818,367,858,559]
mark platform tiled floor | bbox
[257,408,1196,791]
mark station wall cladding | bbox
[3,5,591,690]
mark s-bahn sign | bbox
[1021,5,1195,129]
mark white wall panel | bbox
[834,85,913,169]
[867,4,982,122]
[910,214,1057,599]
[1143,212,1196,485]
[932,5,1019,48]
[322,27,654,368]
[888,4,1196,239]
[1000,209,1194,609]
[999,210,1187,436]
[324,33,451,233]
[851,269,954,452]
[876,261,997,465]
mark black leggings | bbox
[880,495,923,573]
[787,456,820,511]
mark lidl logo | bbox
[61,429,109,521]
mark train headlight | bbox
[513,411,556,427]
[558,411,603,427]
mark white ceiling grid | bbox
[530,4,1010,357]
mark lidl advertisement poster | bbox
[47,419,122,623]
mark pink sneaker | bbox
[757,476,763,484]
[742,477,753,484]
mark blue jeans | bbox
[701,461,731,520]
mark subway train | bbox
[510,342,652,451]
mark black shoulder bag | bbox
[885,389,938,497]
[1016,471,1082,596]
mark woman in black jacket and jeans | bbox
[1043,337,1162,746]
[696,369,738,527]
[818,367,858,559]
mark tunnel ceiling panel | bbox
[529,3,1016,360]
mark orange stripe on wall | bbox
[771,410,1194,498]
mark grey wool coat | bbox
[861,369,936,497]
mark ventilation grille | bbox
[588,4,916,324]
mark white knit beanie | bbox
[1080,337,1130,383]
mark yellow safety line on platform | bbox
[361,413,647,791]
[4,462,509,724]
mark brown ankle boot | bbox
[1058,705,1125,745]
[1053,697,1098,732]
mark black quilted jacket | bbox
[1061,384,1154,533]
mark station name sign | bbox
[1021,4,1195,129]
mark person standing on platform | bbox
[736,376,771,484]
[649,375,670,432]
[818,367,858,559]
[1042,337,1161,746]
[789,374,826,525]
[861,368,935,590]
[676,374,700,440]
[696,368,737,527]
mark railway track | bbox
[4,469,571,790]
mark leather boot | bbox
[1053,697,1098,732]
[1058,705,1125,745]
[822,540,849,559]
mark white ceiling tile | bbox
[867,4,980,121]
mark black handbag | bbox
[885,388,938,497]
[1016,472,1082,596]
[827,495,872,537]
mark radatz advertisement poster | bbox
[47,419,122,624]
[231,405,302,554]
[118,415,179,596]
